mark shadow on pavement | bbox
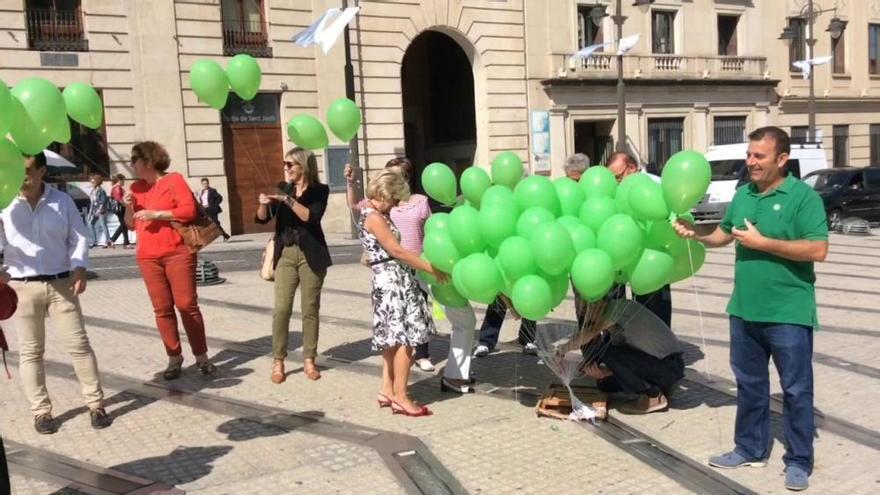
[111,445,233,487]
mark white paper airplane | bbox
[617,33,640,56]
[571,41,615,61]
[291,7,361,54]
[793,55,832,80]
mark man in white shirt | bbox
[0,152,111,434]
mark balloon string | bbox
[685,241,711,381]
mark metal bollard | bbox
[195,259,226,286]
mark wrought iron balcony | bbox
[222,19,272,58]
[26,8,88,52]
[558,53,770,82]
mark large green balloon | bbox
[227,54,262,101]
[557,217,596,253]
[423,231,460,273]
[448,204,485,256]
[421,162,457,206]
[516,206,555,239]
[479,201,518,248]
[615,173,652,216]
[481,184,517,211]
[579,195,617,233]
[0,139,26,209]
[452,260,470,300]
[511,275,553,321]
[669,239,706,283]
[460,167,492,207]
[628,177,669,222]
[543,271,569,308]
[629,249,674,296]
[554,177,585,217]
[431,282,469,308]
[62,83,103,129]
[458,253,503,304]
[579,166,618,198]
[645,220,685,253]
[11,78,66,150]
[287,114,328,150]
[189,59,229,109]
[515,175,561,216]
[52,109,71,144]
[531,222,576,276]
[491,151,523,189]
[425,212,450,237]
[326,97,362,142]
[0,80,11,137]
[597,213,644,270]
[661,150,712,214]
[9,97,52,155]
[571,249,615,301]
[496,236,539,286]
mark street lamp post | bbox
[342,0,363,237]
[613,0,627,152]
[779,0,846,144]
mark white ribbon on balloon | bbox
[291,7,361,54]
[792,55,832,80]
[617,33,640,56]
[570,41,615,62]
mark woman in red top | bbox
[123,141,216,380]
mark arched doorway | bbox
[401,30,477,192]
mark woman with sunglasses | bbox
[123,141,215,379]
[257,148,331,383]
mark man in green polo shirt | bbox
[674,126,828,492]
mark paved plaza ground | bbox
[3,231,880,494]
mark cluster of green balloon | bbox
[419,150,712,321]
[287,97,362,151]
[190,55,262,110]
[3,77,102,155]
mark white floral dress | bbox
[358,207,434,351]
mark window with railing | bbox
[576,4,603,49]
[714,116,746,145]
[651,10,675,54]
[717,15,738,56]
[869,24,880,74]
[648,118,684,171]
[831,24,846,74]
[791,126,809,144]
[221,0,272,57]
[833,125,849,167]
[25,0,88,52]
[788,17,806,72]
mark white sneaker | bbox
[472,345,490,358]
[415,358,435,372]
[522,343,538,355]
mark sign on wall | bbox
[531,110,551,172]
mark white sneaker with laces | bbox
[415,358,435,372]
[472,345,490,358]
[522,343,538,355]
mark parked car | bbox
[803,166,880,230]
[692,142,828,223]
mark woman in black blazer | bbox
[256,148,332,383]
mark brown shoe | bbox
[271,359,285,384]
[618,393,668,415]
[304,358,321,381]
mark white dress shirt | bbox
[0,185,90,278]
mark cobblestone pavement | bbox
[2,233,879,494]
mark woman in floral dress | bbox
[358,170,446,417]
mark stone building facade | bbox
[2,0,879,234]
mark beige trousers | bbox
[12,279,104,415]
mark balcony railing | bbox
[223,19,272,58]
[561,53,769,81]
[26,8,88,52]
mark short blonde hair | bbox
[367,169,411,203]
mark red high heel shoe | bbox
[390,400,432,417]
[377,393,392,408]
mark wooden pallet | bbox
[535,384,608,421]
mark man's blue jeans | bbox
[729,316,814,473]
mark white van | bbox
[691,142,828,223]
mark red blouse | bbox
[129,173,198,259]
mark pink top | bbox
[358,194,430,253]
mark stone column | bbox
[754,102,771,129]
[549,107,568,177]
[693,103,710,150]
[624,103,642,159]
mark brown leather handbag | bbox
[171,204,222,253]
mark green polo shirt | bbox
[719,175,828,328]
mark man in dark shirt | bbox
[200,178,230,241]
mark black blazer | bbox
[255,182,332,274]
[203,187,223,214]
